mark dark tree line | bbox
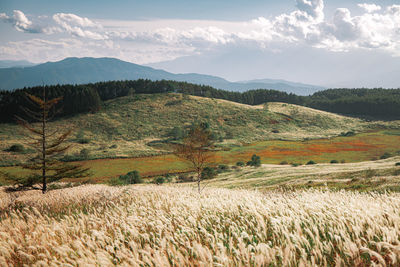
[305,88,400,118]
[1,80,400,122]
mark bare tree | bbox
[7,88,89,193]
[172,124,214,193]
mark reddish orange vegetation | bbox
[21,131,400,182]
[306,141,376,153]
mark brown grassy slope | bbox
[0,93,389,165]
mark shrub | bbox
[271,129,280,133]
[119,170,143,184]
[202,167,217,179]
[77,138,91,144]
[341,159,346,164]
[153,177,165,184]
[169,126,184,140]
[80,148,90,159]
[340,131,355,137]
[306,160,316,165]
[176,174,193,183]
[396,162,400,166]
[110,144,118,149]
[164,174,172,183]
[217,164,229,173]
[380,152,392,159]
[330,160,339,164]
[236,161,245,167]
[6,144,24,153]
[279,161,288,165]
[247,154,261,167]
[291,163,300,167]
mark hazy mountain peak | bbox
[0,57,323,95]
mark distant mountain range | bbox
[0,60,36,68]
[0,57,325,95]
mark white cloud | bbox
[358,3,381,13]
[1,1,400,63]
[53,13,106,40]
[0,10,44,33]
[296,0,324,21]
[53,13,100,28]
[331,8,359,41]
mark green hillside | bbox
[0,93,377,165]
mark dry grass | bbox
[0,184,399,266]
[206,156,400,191]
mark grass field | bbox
[0,93,374,165]
[1,185,399,266]
[2,130,400,184]
[205,156,400,192]
[1,94,400,266]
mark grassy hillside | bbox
[0,93,372,165]
[1,184,399,266]
[204,156,400,192]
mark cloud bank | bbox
[1,1,400,63]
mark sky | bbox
[1,0,400,88]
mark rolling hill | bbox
[0,93,367,165]
[0,57,324,95]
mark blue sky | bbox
[1,0,400,87]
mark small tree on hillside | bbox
[6,88,89,193]
[172,123,214,193]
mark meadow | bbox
[1,94,400,266]
[0,94,372,165]
[0,184,399,266]
[2,130,400,184]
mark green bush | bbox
[164,174,172,183]
[279,161,288,165]
[75,130,91,144]
[119,170,143,184]
[291,163,300,167]
[217,164,229,173]
[77,138,91,144]
[176,174,192,183]
[330,160,339,164]
[306,160,316,165]
[80,148,90,159]
[247,154,261,167]
[110,144,118,149]
[7,144,24,153]
[201,167,217,179]
[169,126,184,140]
[153,176,165,184]
[380,152,392,159]
[236,161,245,167]
[340,131,355,137]
[395,162,400,166]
